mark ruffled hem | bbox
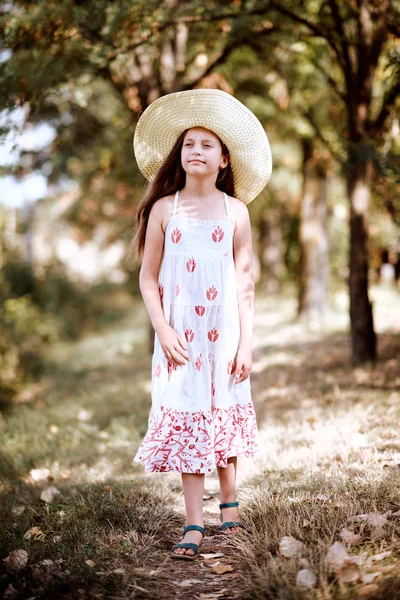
[132,401,261,474]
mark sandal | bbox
[219,501,247,532]
[170,524,205,561]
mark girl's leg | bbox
[216,456,241,534]
[172,473,205,556]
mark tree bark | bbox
[258,215,285,293]
[347,155,376,364]
[298,139,329,320]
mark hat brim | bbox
[133,89,272,204]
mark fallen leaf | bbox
[24,526,46,541]
[200,552,225,559]
[211,564,234,574]
[30,468,50,482]
[326,541,358,573]
[11,505,25,517]
[85,559,95,567]
[198,592,228,600]
[362,572,381,584]
[299,558,311,569]
[367,550,392,564]
[338,563,362,584]
[3,549,28,571]
[340,527,362,545]
[296,568,317,588]
[279,536,303,558]
[311,494,330,502]
[3,584,19,598]
[40,486,60,504]
[176,579,203,587]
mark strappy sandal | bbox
[219,501,247,532]
[170,524,205,561]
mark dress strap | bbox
[223,192,231,219]
[172,190,179,217]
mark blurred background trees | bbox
[0,0,399,401]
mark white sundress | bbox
[133,190,261,474]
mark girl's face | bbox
[181,127,229,179]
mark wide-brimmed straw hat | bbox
[133,88,272,204]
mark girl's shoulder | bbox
[150,194,175,233]
[225,194,250,233]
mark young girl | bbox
[130,89,272,560]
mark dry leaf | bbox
[312,494,330,502]
[211,564,235,574]
[85,559,95,567]
[279,536,303,558]
[296,568,317,588]
[338,563,362,584]
[3,584,19,598]
[200,552,225,559]
[176,579,203,587]
[326,541,357,572]
[30,468,50,482]
[3,549,28,571]
[367,550,392,563]
[198,592,228,600]
[362,572,381,584]
[11,505,26,517]
[340,527,362,545]
[40,486,60,504]
[24,526,45,541]
[299,558,311,569]
[78,409,93,421]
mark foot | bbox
[172,526,204,556]
[220,505,242,534]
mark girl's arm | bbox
[139,202,169,334]
[232,199,255,382]
[139,199,189,366]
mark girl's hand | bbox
[234,344,252,383]
[157,324,189,366]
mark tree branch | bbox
[369,80,400,136]
[270,1,344,68]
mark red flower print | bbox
[155,363,161,377]
[208,328,219,342]
[186,257,196,272]
[224,251,228,257]
[171,227,182,243]
[195,353,203,371]
[159,283,164,300]
[168,361,177,374]
[195,305,205,316]
[227,359,235,375]
[175,284,180,297]
[206,285,218,301]
[211,381,216,397]
[212,226,224,242]
[185,327,194,342]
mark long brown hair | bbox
[126,128,234,265]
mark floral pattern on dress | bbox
[134,401,260,473]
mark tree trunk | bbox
[298,139,329,320]
[347,156,376,364]
[258,215,285,293]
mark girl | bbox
[130,89,272,560]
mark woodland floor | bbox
[1,282,400,600]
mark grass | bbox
[0,282,399,599]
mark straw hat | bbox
[133,88,272,204]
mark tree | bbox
[268,0,399,364]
